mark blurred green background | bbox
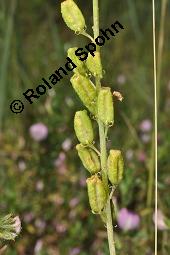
[0,0,170,254]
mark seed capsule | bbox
[107,150,124,185]
[86,52,103,78]
[74,110,94,145]
[76,144,100,174]
[61,0,86,33]
[86,175,107,213]
[97,87,114,125]
[71,74,97,114]
[67,47,86,75]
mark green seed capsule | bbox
[86,175,107,213]
[86,52,103,78]
[107,150,124,185]
[61,0,86,33]
[74,110,94,145]
[67,47,86,75]
[71,74,97,115]
[76,144,100,174]
[97,87,114,125]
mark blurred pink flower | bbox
[153,210,167,230]
[18,160,26,172]
[29,123,48,141]
[117,208,140,231]
[34,239,43,254]
[35,180,44,192]
[139,119,152,132]
[79,176,86,187]
[54,152,67,175]
[62,138,72,151]
[69,197,79,208]
[13,216,21,234]
[54,152,66,167]
[34,219,46,233]
[137,151,146,162]
[56,223,67,233]
[69,247,81,255]
[23,212,34,223]
[140,134,151,143]
[125,149,134,161]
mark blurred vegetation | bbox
[0,0,170,254]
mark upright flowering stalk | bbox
[61,1,124,254]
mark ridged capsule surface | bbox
[86,175,107,213]
[86,52,103,78]
[74,110,94,145]
[67,47,86,75]
[76,144,100,174]
[97,87,114,125]
[71,74,97,115]
[61,0,86,33]
[107,150,124,185]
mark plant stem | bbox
[88,144,101,156]
[80,31,96,43]
[93,0,99,39]
[98,113,116,255]
[93,0,116,254]
[106,199,116,255]
[152,1,158,253]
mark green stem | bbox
[93,0,99,39]
[88,144,101,156]
[106,199,116,255]
[93,0,116,254]
[98,117,116,255]
[80,31,96,43]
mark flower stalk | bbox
[93,1,116,254]
[98,45,117,255]
[61,1,125,254]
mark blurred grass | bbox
[0,0,16,129]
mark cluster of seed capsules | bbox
[61,0,124,215]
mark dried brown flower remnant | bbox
[113,91,124,101]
